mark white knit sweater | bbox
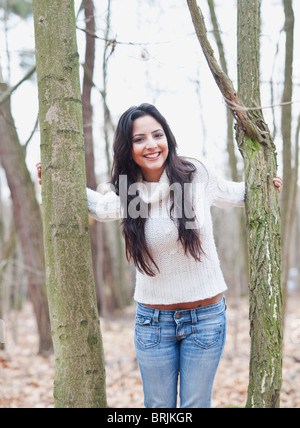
[87,158,245,304]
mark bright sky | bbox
[0,0,299,198]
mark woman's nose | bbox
[145,138,158,149]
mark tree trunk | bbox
[0,170,5,351]
[32,0,107,408]
[281,0,296,318]
[207,0,238,181]
[187,0,283,408]
[81,0,107,314]
[207,0,249,292]
[100,0,130,311]
[0,83,53,355]
[236,1,283,407]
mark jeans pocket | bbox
[135,318,161,349]
[192,322,223,349]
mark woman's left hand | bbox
[273,176,283,194]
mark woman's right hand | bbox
[36,162,42,185]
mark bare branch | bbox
[76,25,193,47]
[0,65,36,105]
[23,113,39,151]
[186,0,265,142]
[223,97,300,112]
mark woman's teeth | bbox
[145,152,160,159]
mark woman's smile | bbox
[144,152,161,160]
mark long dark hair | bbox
[110,103,204,276]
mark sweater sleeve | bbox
[86,187,122,222]
[188,157,245,208]
[206,165,246,208]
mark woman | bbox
[37,103,282,408]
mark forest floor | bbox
[0,294,300,409]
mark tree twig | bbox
[186,0,265,142]
[0,65,36,105]
[23,113,39,151]
[223,96,300,112]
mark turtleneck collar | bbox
[137,168,170,204]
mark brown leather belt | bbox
[142,293,224,311]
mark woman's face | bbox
[131,115,169,182]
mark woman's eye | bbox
[133,133,164,143]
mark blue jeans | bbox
[134,297,227,408]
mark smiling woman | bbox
[85,102,244,408]
[38,102,282,408]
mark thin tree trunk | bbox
[207,0,249,283]
[82,0,96,185]
[81,0,107,314]
[207,0,238,181]
[0,170,5,350]
[207,0,249,355]
[0,83,53,355]
[187,0,283,408]
[32,0,107,408]
[281,0,296,319]
[100,0,130,310]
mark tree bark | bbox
[32,0,107,408]
[187,0,283,408]
[0,83,52,355]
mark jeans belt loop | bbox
[191,309,197,324]
[153,309,160,324]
